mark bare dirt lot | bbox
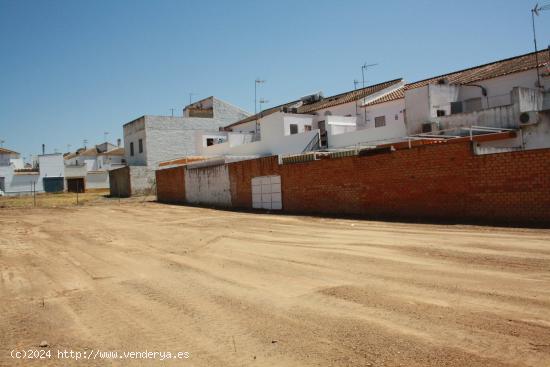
[1,202,550,366]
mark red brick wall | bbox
[156,166,186,203]
[227,142,550,226]
[228,156,280,208]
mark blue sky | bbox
[1,0,548,159]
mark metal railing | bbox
[302,131,321,153]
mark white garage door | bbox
[252,175,282,210]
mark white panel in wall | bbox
[251,175,282,210]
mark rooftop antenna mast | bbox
[0,139,4,147]
[259,98,269,115]
[83,139,88,149]
[169,108,175,117]
[254,78,266,135]
[531,2,550,87]
[361,62,378,88]
[104,131,109,142]
[254,78,266,115]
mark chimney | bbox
[117,138,121,147]
[42,144,45,155]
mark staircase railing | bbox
[302,131,321,153]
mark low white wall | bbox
[86,171,110,189]
[129,166,155,195]
[185,164,231,207]
[328,123,406,148]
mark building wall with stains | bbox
[184,164,231,207]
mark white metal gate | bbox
[252,175,282,210]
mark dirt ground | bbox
[1,201,550,366]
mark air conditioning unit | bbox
[300,91,324,104]
[518,111,539,126]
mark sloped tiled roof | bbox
[0,147,19,155]
[225,78,403,129]
[99,147,124,156]
[406,50,549,90]
[297,78,403,113]
[363,87,405,107]
[224,100,300,129]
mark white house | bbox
[64,142,125,192]
[200,50,550,160]
[0,151,65,196]
[197,79,406,157]
[110,95,250,196]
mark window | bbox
[138,139,143,153]
[450,101,463,115]
[464,97,482,113]
[206,138,214,146]
[436,109,446,117]
[130,142,134,156]
[304,125,312,131]
[289,124,298,134]
[374,116,386,128]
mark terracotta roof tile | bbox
[364,87,405,107]
[297,78,403,113]
[99,147,124,156]
[224,101,300,129]
[406,50,549,90]
[225,78,403,129]
[0,147,19,155]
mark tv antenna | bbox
[532,3,550,87]
[361,63,378,88]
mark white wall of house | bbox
[405,69,550,135]
[326,116,357,135]
[184,164,232,206]
[363,99,406,132]
[123,117,147,166]
[1,154,64,195]
[6,173,41,194]
[199,112,319,157]
[282,114,314,135]
[229,120,257,134]
[39,154,64,178]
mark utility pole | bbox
[531,3,550,88]
[169,108,175,117]
[189,93,196,106]
[83,139,88,149]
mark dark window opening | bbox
[206,138,214,146]
[436,109,446,117]
[138,139,143,153]
[130,142,134,156]
[450,101,463,114]
[289,124,298,134]
[374,116,386,128]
